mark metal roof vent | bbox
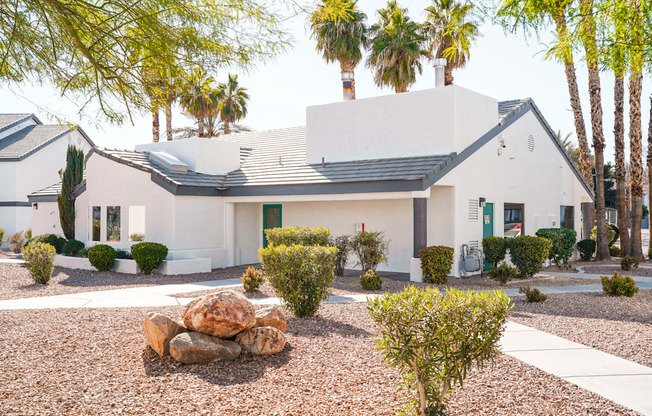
[528,135,535,152]
[149,151,188,174]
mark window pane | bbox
[92,206,101,242]
[560,206,574,229]
[129,206,146,241]
[107,206,121,242]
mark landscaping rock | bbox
[182,290,256,338]
[236,326,286,355]
[144,312,187,356]
[169,332,241,364]
[254,305,287,333]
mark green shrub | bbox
[360,269,382,290]
[482,236,507,268]
[518,285,547,302]
[115,250,133,260]
[577,239,596,261]
[78,247,88,258]
[590,225,619,247]
[419,245,454,284]
[7,231,25,253]
[620,256,638,271]
[259,244,337,317]
[351,231,389,272]
[29,234,66,254]
[131,242,168,274]
[25,228,32,240]
[488,262,518,286]
[265,226,330,246]
[62,239,85,257]
[609,245,621,257]
[0,228,4,245]
[535,228,577,267]
[508,236,551,278]
[367,286,512,415]
[241,266,266,292]
[22,242,56,284]
[129,233,145,242]
[87,244,116,271]
[601,273,639,297]
[330,235,351,277]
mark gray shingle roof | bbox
[498,99,529,124]
[0,124,71,160]
[0,114,33,133]
[29,181,62,197]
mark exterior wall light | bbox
[479,197,486,207]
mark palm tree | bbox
[310,0,367,100]
[178,70,219,138]
[215,74,249,135]
[423,0,479,85]
[366,1,427,93]
[173,114,251,139]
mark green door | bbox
[482,203,494,270]
[263,204,282,248]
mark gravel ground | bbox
[0,303,636,415]
[580,261,652,277]
[0,263,249,301]
[511,290,652,367]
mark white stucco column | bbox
[224,202,235,267]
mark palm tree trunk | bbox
[579,0,609,260]
[444,66,453,86]
[614,74,630,256]
[553,13,592,183]
[223,120,231,135]
[151,103,160,143]
[165,99,173,141]
[629,71,644,259]
[647,95,652,257]
[197,116,205,138]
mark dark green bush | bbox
[241,266,266,292]
[22,242,56,284]
[259,244,337,317]
[62,239,85,257]
[360,269,382,290]
[488,262,518,286]
[535,228,577,267]
[351,231,389,272]
[330,235,351,277]
[620,256,639,271]
[508,236,551,278]
[265,226,330,246]
[590,225,619,247]
[115,250,133,260]
[518,285,547,302]
[601,273,638,297]
[87,244,116,271]
[131,242,168,274]
[577,239,596,261]
[30,233,66,254]
[609,245,621,257]
[482,236,507,268]
[419,245,454,284]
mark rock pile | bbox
[144,290,287,363]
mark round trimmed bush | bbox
[535,228,577,268]
[131,242,168,274]
[508,236,551,278]
[360,269,382,290]
[88,244,117,271]
[62,239,85,257]
[609,245,621,257]
[577,239,596,261]
[419,245,454,284]
[482,236,507,268]
[22,242,56,284]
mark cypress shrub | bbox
[57,145,84,240]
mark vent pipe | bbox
[433,58,446,88]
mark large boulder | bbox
[254,305,287,333]
[169,332,241,364]
[144,312,187,356]
[182,290,255,338]
[236,326,286,355]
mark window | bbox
[129,206,146,241]
[107,206,121,242]
[504,203,524,237]
[92,206,101,242]
[560,206,574,229]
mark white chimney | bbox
[434,58,446,88]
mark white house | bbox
[29,83,593,279]
[0,114,93,245]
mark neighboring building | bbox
[0,114,94,245]
[30,84,593,279]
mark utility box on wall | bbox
[355,222,364,233]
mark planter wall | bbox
[53,255,211,275]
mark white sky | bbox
[0,0,649,164]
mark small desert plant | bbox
[7,231,26,253]
[0,228,5,245]
[265,226,330,246]
[259,244,337,317]
[22,242,56,284]
[360,269,382,290]
[62,239,85,257]
[330,235,351,276]
[87,244,117,271]
[77,247,88,258]
[351,231,389,272]
[25,228,32,240]
[419,245,454,284]
[241,266,266,292]
[115,250,133,260]
[488,262,518,286]
[601,273,639,297]
[129,233,145,242]
[518,285,547,303]
[609,245,621,257]
[576,239,596,261]
[367,286,512,415]
[620,256,639,271]
[508,236,551,278]
[482,236,507,268]
[131,242,168,274]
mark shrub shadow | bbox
[285,315,372,338]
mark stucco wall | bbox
[30,201,63,236]
[234,202,262,265]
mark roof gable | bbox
[0,124,71,161]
